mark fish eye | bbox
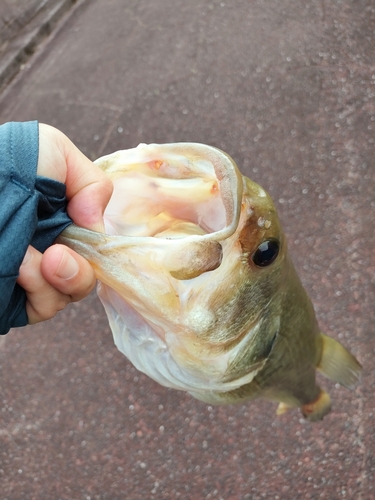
[252,239,280,268]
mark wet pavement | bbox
[0,0,375,498]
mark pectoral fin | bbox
[317,333,362,389]
[276,402,293,415]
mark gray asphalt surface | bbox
[0,0,50,45]
[0,0,374,498]
[0,0,76,90]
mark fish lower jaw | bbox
[98,283,263,394]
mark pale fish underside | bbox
[59,143,362,421]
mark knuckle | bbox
[29,294,71,323]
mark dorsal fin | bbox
[317,333,362,390]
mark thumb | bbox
[38,124,113,233]
[64,147,113,232]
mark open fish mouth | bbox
[99,143,242,243]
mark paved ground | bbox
[0,0,52,44]
[0,0,374,498]
[0,0,77,89]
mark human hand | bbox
[17,124,113,324]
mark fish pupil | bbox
[252,239,280,267]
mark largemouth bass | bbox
[59,143,361,421]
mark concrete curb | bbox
[0,0,78,91]
[0,0,53,46]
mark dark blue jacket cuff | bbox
[0,121,72,334]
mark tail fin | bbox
[301,389,332,422]
[317,333,362,389]
[276,390,332,422]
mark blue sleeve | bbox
[0,121,72,334]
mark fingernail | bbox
[56,252,79,280]
[21,248,32,265]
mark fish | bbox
[58,142,362,421]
